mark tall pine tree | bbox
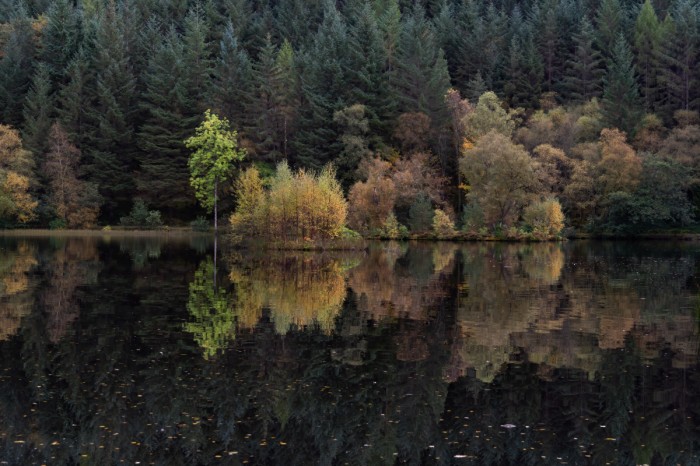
[602,35,642,135]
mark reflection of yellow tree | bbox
[0,241,37,340]
[228,252,353,334]
[184,259,234,359]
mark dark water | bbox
[1,235,699,465]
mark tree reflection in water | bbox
[0,237,699,464]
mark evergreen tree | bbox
[346,2,396,144]
[504,28,544,109]
[293,1,350,170]
[83,1,139,222]
[596,0,625,57]
[21,63,53,158]
[392,5,451,129]
[656,0,700,115]
[249,34,282,162]
[40,0,83,89]
[137,30,197,218]
[209,22,254,131]
[602,35,642,135]
[561,17,605,103]
[0,14,35,126]
[56,49,94,144]
[633,0,662,111]
[273,40,300,160]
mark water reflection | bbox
[0,236,699,464]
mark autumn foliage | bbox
[230,162,347,242]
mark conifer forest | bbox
[1,0,700,236]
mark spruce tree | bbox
[40,0,83,89]
[596,0,625,57]
[346,2,396,143]
[602,35,642,135]
[56,49,94,144]
[656,0,699,115]
[83,1,139,222]
[137,30,197,218]
[633,0,662,111]
[273,40,300,160]
[561,17,605,103]
[21,63,53,158]
[209,22,254,131]
[392,5,451,128]
[0,15,35,126]
[504,28,544,109]
[249,34,281,162]
[293,1,350,170]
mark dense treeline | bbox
[1,0,700,234]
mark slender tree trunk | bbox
[214,177,218,233]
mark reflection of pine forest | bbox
[1,236,700,464]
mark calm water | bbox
[0,235,699,465]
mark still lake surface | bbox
[0,234,699,465]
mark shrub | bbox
[49,218,67,230]
[191,216,210,232]
[432,209,456,238]
[377,212,409,239]
[408,194,434,233]
[523,198,565,236]
[121,199,163,228]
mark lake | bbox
[0,234,699,465]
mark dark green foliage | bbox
[293,3,349,169]
[561,17,604,103]
[120,199,163,228]
[209,22,254,130]
[21,63,53,157]
[598,156,693,234]
[0,16,35,126]
[83,2,139,222]
[408,193,434,233]
[602,35,642,135]
[40,0,83,89]
[392,5,450,128]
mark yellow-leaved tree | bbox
[0,125,37,225]
[230,162,347,242]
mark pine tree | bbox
[504,27,543,109]
[346,2,396,143]
[249,34,281,161]
[602,35,642,135]
[633,0,662,111]
[137,30,197,218]
[392,5,451,128]
[209,22,254,131]
[293,1,350,170]
[83,1,139,222]
[21,63,53,158]
[656,0,699,115]
[40,0,83,89]
[273,40,300,160]
[561,17,605,103]
[596,0,625,57]
[0,14,36,126]
[56,49,94,144]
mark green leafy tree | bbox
[185,110,246,232]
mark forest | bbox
[0,0,699,236]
